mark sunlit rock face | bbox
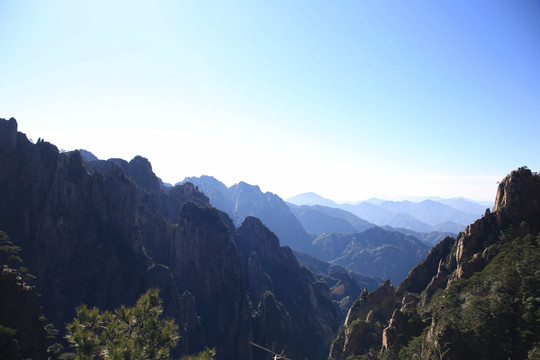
[329,167,540,360]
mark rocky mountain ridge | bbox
[329,166,540,360]
[183,175,455,294]
[0,118,338,359]
[293,250,383,318]
[182,175,436,292]
[181,176,314,252]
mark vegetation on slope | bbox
[0,231,48,359]
[64,289,179,360]
[330,167,540,360]
[398,229,540,360]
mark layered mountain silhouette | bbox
[181,176,433,286]
[3,117,522,359]
[311,227,430,284]
[287,191,340,207]
[288,192,487,233]
[0,118,338,359]
[288,203,374,235]
[181,176,314,253]
[288,202,456,249]
[381,226,456,246]
[329,167,540,360]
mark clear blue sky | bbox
[1,0,539,202]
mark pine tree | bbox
[65,289,179,360]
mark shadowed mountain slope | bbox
[184,176,435,292]
[235,217,339,359]
[293,250,383,319]
[0,118,338,360]
[182,176,314,252]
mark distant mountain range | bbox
[330,167,540,360]
[3,118,537,360]
[287,203,373,235]
[287,192,489,233]
[183,176,436,285]
[311,227,430,284]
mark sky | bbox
[1,0,539,202]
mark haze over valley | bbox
[2,120,539,359]
[1,1,539,359]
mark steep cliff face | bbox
[0,118,341,359]
[330,167,540,360]
[329,280,401,359]
[182,176,314,252]
[1,130,144,324]
[171,203,252,359]
[0,119,203,355]
[236,217,339,360]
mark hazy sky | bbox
[1,1,539,202]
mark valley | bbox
[1,118,537,360]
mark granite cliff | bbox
[329,167,540,360]
[182,176,314,252]
[0,118,338,359]
[235,217,338,359]
[183,175,433,293]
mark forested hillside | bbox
[329,167,540,360]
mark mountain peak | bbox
[330,167,540,360]
[77,149,98,162]
[287,192,338,207]
[494,166,540,212]
[234,181,261,192]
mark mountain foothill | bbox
[1,117,537,360]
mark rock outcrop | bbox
[329,167,540,360]
[181,176,315,252]
[0,118,339,359]
[0,120,204,356]
[329,280,400,359]
[235,217,339,360]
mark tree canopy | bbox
[65,289,179,360]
